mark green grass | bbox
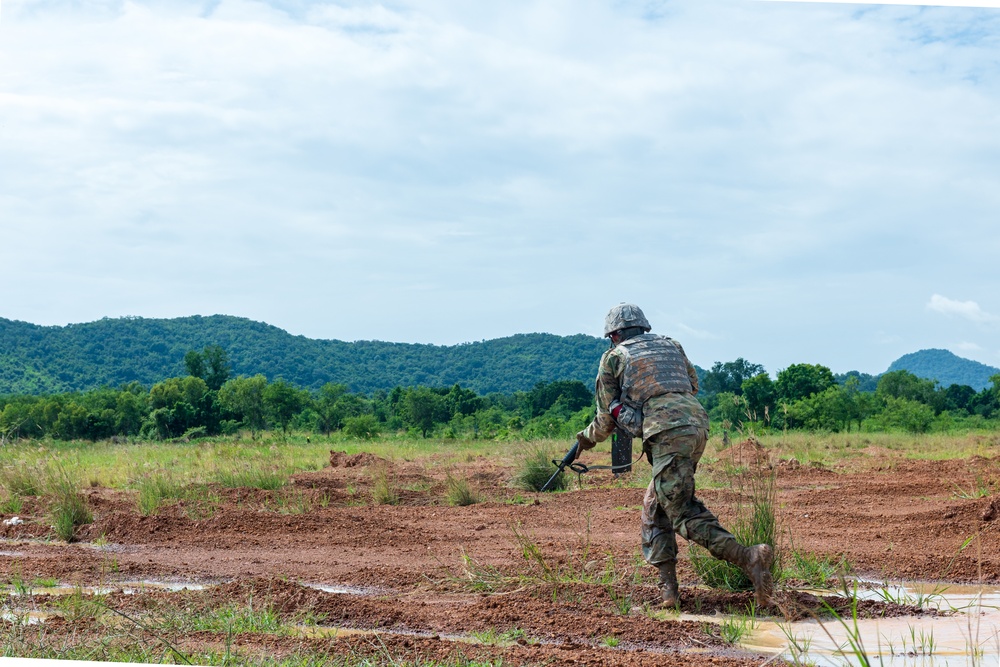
[512,445,569,492]
[718,605,759,644]
[469,627,526,646]
[370,464,400,505]
[46,466,93,542]
[753,431,1000,467]
[0,494,24,514]
[445,474,480,506]
[0,463,44,497]
[135,471,185,515]
[951,474,994,499]
[187,602,286,634]
[214,465,289,491]
[782,549,850,588]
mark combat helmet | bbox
[603,303,651,337]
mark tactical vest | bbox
[613,334,694,437]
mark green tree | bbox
[184,350,206,380]
[943,384,977,413]
[775,363,836,404]
[786,386,851,431]
[203,345,231,391]
[218,375,267,435]
[263,379,307,434]
[343,414,381,439]
[710,392,749,430]
[314,383,348,434]
[876,370,936,404]
[741,373,776,423]
[866,396,935,433]
[445,384,487,417]
[701,359,766,398]
[403,387,447,437]
[115,390,147,435]
[147,376,211,438]
[521,380,592,419]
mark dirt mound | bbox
[329,450,380,468]
[715,437,772,468]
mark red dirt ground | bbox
[1,441,998,666]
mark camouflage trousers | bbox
[641,427,737,566]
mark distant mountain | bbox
[887,349,1000,391]
[0,315,608,395]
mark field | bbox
[0,431,998,666]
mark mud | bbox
[0,445,998,666]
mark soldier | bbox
[575,303,774,608]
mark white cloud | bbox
[1,0,999,374]
[927,295,998,323]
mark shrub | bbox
[342,414,381,440]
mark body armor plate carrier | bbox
[612,334,693,437]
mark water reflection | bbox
[746,583,1000,666]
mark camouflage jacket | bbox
[582,338,709,443]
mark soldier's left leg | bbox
[652,429,774,606]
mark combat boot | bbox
[657,561,679,607]
[720,541,774,607]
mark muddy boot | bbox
[657,561,680,607]
[721,541,774,607]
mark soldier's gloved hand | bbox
[575,431,596,460]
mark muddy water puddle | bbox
[5,580,374,597]
[746,583,1000,666]
[4,580,207,596]
[303,582,380,595]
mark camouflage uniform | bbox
[581,337,740,568]
[579,304,774,607]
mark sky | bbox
[1,0,998,377]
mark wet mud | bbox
[0,445,998,666]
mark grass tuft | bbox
[445,474,481,506]
[47,466,93,542]
[783,548,849,588]
[512,446,568,492]
[214,467,287,491]
[136,471,184,516]
[0,464,44,497]
[718,605,758,644]
[371,464,400,505]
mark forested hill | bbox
[887,349,1000,392]
[0,315,610,395]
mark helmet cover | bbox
[603,303,651,337]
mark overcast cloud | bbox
[1,0,998,376]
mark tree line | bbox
[698,358,1000,434]
[0,346,595,443]
[2,348,998,443]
